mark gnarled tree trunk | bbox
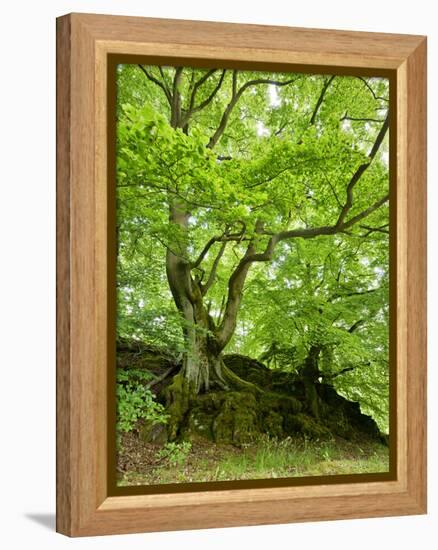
[163,200,234,436]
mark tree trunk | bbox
[160,78,260,437]
[300,345,322,419]
[163,328,228,439]
[180,326,228,394]
[163,205,234,436]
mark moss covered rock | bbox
[117,342,385,447]
[284,413,332,440]
[224,355,272,388]
[181,392,222,441]
[261,410,284,439]
[317,385,381,441]
[212,392,259,445]
[140,421,168,445]
[259,391,302,415]
[182,391,260,446]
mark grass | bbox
[117,434,389,486]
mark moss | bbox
[181,393,221,440]
[117,339,178,371]
[258,392,281,411]
[303,379,320,418]
[140,421,168,445]
[211,392,259,446]
[178,391,259,445]
[222,364,262,394]
[163,372,196,440]
[284,413,332,440]
[262,410,284,439]
[259,392,302,415]
[224,354,272,388]
[160,362,382,446]
[116,340,386,452]
[182,408,214,440]
[316,384,381,441]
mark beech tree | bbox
[116,64,389,429]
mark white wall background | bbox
[1,0,435,547]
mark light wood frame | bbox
[56,13,427,536]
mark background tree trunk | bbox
[299,345,322,418]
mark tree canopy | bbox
[116,63,389,432]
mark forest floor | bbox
[117,432,389,486]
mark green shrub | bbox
[116,369,169,437]
[158,441,192,466]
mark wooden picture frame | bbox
[56,13,427,536]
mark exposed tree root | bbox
[221,363,263,394]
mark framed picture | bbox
[56,13,427,536]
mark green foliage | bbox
[116,369,169,435]
[115,64,390,431]
[157,441,192,466]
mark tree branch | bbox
[170,67,183,128]
[201,241,227,295]
[190,70,226,114]
[341,114,385,123]
[213,113,389,350]
[356,77,389,103]
[191,236,221,268]
[348,319,365,333]
[324,366,357,380]
[216,220,265,349]
[329,288,380,303]
[321,171,343,208]
[233,188,389,267]
[246,165,299,189]
[296,76,335,144]
[335,114,389,228]
[341,193,389,230]
[357,223,390,237]
[325,359,373,380]
[191,223,247,268]
[309,76,335,125]
[158,66,171,93]
[145,364,179,389]
[181,70,227,129]
[137,65,172,105]
[216,239,256,350]
[187,69,218,112]
[207,73,300,149]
